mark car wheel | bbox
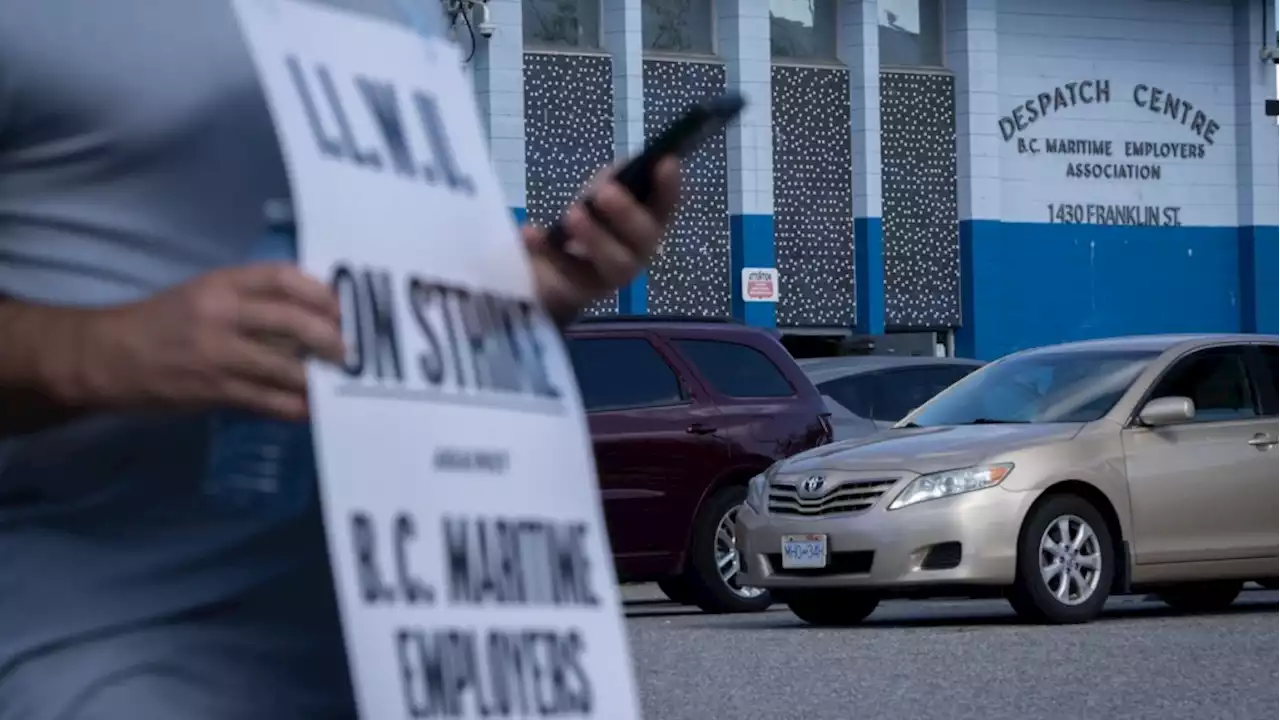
[657,578,696,606]
[1155,580,1243,613]
[1008,493,1114,625]
[782,590,880,627]
[682,486,773,614]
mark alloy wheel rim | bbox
[1038,514,1103,606]
[715,505,765,599]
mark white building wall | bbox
[496,0,1275,343]
[947,0,1002,223]
[953,0,1277,358]
[718,0,773,219]
[470,0,526,212]
[603,0,645,160]
[841,0,882,225]
[840,0,885,333]
[1233,0,1280,230]
[994,0,1239,228]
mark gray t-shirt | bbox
[0,0,443,698]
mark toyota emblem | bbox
[800,475,826,496]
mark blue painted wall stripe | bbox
[516,207,1276,345]
[853,217,884,336]
[956,220,1277,361]
[956,220,984,359]
[1238,227,1258,334]
[1238,225,1279,334]
[729,214,776,327]
[619,273,647,315]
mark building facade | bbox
[465,0,1279,359]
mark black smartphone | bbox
[543,93,747,250]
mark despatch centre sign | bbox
[998,79,1228,227]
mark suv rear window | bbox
[876,366,976,421]
[818,375,875,418]
[673,339,794,398]
[819,365,977,422]
[567,337,684,411]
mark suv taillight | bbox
[818,413,834,444]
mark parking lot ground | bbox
[622,585,1279,720]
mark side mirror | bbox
[1139,396,1195,427]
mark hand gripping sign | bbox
[231,1,641,717]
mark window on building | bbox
[770,0,838,60]
[642,0,714,54]
[567,338,686,411]
[879,0,944,67]
[523,0,602,49]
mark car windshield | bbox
[906,349,1161,426]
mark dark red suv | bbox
[564,316,832,613]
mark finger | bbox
[524,220,604,303]
[237,299,345,364]
[646,157,682,223]
[520,223,548,252]
[225,336,310,392]
[562,203,642,290]
[235,264,341,321]
[222,376,309,422]
[584,156,679,215]
[584,181,665,260]
[584,161,621,193]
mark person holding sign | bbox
[0,2,680,719]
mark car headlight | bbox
[887,464,1014,510]
[746,473,768,513]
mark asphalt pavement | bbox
[621,585,1279,720]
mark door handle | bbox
[1247,435,1277,448]
[686,423,717,435]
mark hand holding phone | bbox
[543,93,747,251]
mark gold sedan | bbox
[736,334,1279,625]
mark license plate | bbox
[781,534,828,569]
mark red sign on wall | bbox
[741,268,779,302]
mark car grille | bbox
[767,477,899,517]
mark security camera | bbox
[474,1,496,39]
[1261,46,1279,64]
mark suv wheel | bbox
[1008,494,1114,625]
[1155,581,1243,613]
[781,590,880,627]
[683,486,773,614]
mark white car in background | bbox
[800,356,985,442]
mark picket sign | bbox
[231,1,641,717]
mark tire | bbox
[1155,581,1243,613]
[657,577,696,606]
[782,590,880,627]
[682,486,773,614]
[1008,493,1115,625]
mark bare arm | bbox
[0,264,353,440]
[0,73,85,435]
[0,298,103,436]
